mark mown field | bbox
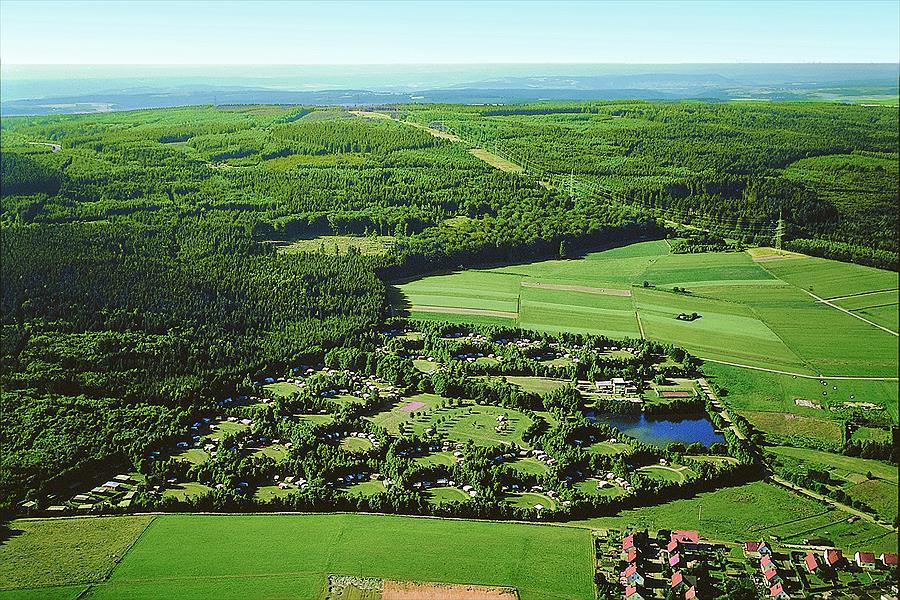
[395,241,899,378]
[0,514,593,600]
[571,480,898,554]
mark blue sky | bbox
[1,0,898,64]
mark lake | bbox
[586,412,724,447]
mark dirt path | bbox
[520,281,631,296]
[383,581,517,600]
[827,288,899,302]
[805,290,898,336]
[769,475,895,531]
[351,110,527,175]
[409,305,518,319]
[700,358,899,381]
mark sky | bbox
[1,0,898,65]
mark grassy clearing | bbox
[0,586,88,600]
[406,403,534,448]
[506,492,557,511]
[637,465,694,483]
[571,480,897,553]
[414,451,457,468]
[768,446,898,522]
[263,381,303,398]
[425,486,470,505]
[585,441,630,456]
[509,457,551,476]
[86,513,594,600]
[340,437,374,453]
[276,235,395,257]
[502,376,570,395]
[574,479,627,498]
[162,482,213,502]
[0,516,153,591]
[760,255,898,300]
[365,393,447,435]
[704,362,899,425]
[742,411,844,443]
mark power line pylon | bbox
[774,208,785,251]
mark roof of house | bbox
[685,586,697,600]
[763,567,779,582]
[744,541,761,552]
[626,548,639,562]
[881,553,899,565]
[624,586,639,599]
[622,534,634,550]
[623,564,638,578]
[824,548,843,564]
[669,553,681,567]
[856,551,876,563]
[804,553,819,571]
[761,554,775,569]
[667,539,679,552]
[770,582,785,597]
[671,530,700,544]
[671,571,684,587]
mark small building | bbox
[823,548,843,568]
[880,552,898,568]
[685,586,698,600]
[671,530,700,546]
[671,570,687,592]
[804,552,819,573]
[625,548,639,563]
[624,586,646,600]
[744,541,763,557]
[761,554,776,571]
[763,567,781,585]
[622,564,644,586]
[669,553,681,568]
[855,551,877,570]
[770,582,789,599]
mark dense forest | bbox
[0,102,896,511]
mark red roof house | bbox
[770,582,789,599]
[763,567,780,583]
[744,541,762,555]
[880,552,898,567]
[671,530,700,544]
[669,553,681,568]
[761,554,775,570]
[622,534,635,551]
[855,551,877,569]
[685,586,698,600]
[626,547,639,563]
[823,548,843,567]
[667,539,679,553]
[804,552,819,573]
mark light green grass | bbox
[162,482,213,502]
[760,256,898,300]
[254,485,298,503]
[637,465,694,483]
[506,492,557,511]
[0,586,89,600]
[425,486,470,505]
[340,437,374,453]
[570,480,897,553]
[509,457,551,476]
[413,451,457,468]
[172,448,210,465]
[207,421,248,440]
[276,235,395,257]
[574,479,626,498]
[88,513,594,600]
[407,403,535,448]
[345,480,386,497]
[263,381,303,398]
[585,441,630,456]
[503,376,570,395]
[251,444,289,462]
[365,393,448,435]
[704,362,899,425]
[0,516,153,591]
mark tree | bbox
[558,239,571,259]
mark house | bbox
[761,554,776,571]
[744,541,763,557]
[770,582,789,599]
[671,571,687,592]
[880,552,898,567]
[804,552,819,573]
[667,539,680,553]
[626,548,639,563]
[622,534,635,552]
[669,553,681,568]
[622,564,644,586]
[671,530,700,546]
[758,541,773,556]
[763,567,781,585]
[823,548,843,568]
[855,551,877,570]
[685,587,698,600]
[624,586,646,600]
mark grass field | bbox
[767,446,898,522]
[365,393,447,435]
[502,376,570,395]
[570,480,897,553]
[425,487,470,505]
[406,402,535,448]
[509,457,551,476]
[396,241,899,377]
[0,516,153,591]
[704,362,899,430]
[275,235,396,257]
[67,514,594,600]
[637,465,695,483]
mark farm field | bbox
[0,515,153,591]
[396,241,899,377]
[767,446,898,522]
[703,362,899,433]
[570,480,898,554]
[17,513,593,600]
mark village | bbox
[597,528,898,600]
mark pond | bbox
[586,412,724,447]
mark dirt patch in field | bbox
[383,580,518,600]
[467,149,524,173]
[409,305,518,319]
[400,401,425,413]
[521,281,632,296]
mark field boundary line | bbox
[805,289,899,336]
[768,475,895,531]
[408,305,518,319]
[520,281,632,296]
[102,515,157,583]
[701,357,899,380]
[825,288,899,302]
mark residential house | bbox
[804,552,819,574]
[823,548,843,568]
[770,582,790,599]
[855,551,877,570]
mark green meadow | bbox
[395,241,899,379]
[71,514,593,600]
